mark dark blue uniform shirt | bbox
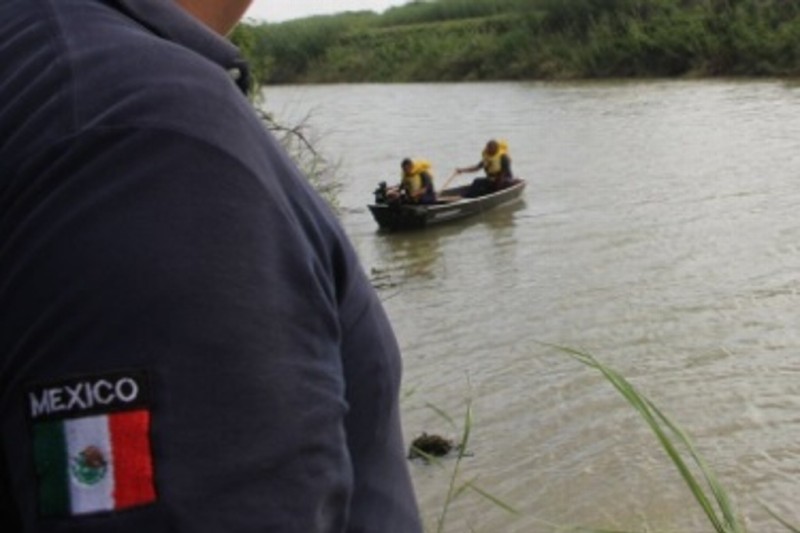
[0,1,422,531]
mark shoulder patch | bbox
[27,371,156,517]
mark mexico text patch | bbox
[28,371,156,517]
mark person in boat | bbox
[455,139,513,198]
[389,158,437,204]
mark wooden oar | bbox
[439,170,460,191]
[435,170,466,203]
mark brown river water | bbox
[263,81,800,532]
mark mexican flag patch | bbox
[28,371,156,517]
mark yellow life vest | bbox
[401,160,432,197]
[482,141,509,179]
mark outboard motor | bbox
[374,181,389,204]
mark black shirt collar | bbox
[108,0,251,93]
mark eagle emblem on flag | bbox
[70,446,109,486]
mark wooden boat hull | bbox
[368,179,526,231]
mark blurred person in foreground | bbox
[0,0,423,531]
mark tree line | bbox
[231,0,800,84]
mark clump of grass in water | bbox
[413,350,799,532]
[409,396,519,533]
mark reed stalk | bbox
[554,344,745,533]
[409,394,519,533]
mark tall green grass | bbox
[409,394,519,533]
[762,503,800,533]
[378,0,534,27]
[557,344,800,533]
[235,0,800,83]
[557,345,744,533]
[404,350,799,531]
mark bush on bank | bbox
[232,0,800,84]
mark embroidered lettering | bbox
[27,371,149,422]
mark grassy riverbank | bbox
[233,0,800,84]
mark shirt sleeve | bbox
[5,125,363,532]
[0,455,21,530]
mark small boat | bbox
[368,178,526,231]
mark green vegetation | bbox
[561,345,800,533]
[232,0,800,84]
[234,84,342,209]
[408,350,800,532]
[426,397,520,533]
[406,390,520,532]
[561,345,745,533]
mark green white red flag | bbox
[28,372,156,517]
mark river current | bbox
[264,81,800,532]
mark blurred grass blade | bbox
[647,399,739,530]
[550,343,745,533]
[760,501,800,532]
[436,397,473,533]
[463,480,519,514]
[453,481,471,500]
[458,401,473,457]
[408,446,446,467]
[426,402,457,429]
[570,527,644,533]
